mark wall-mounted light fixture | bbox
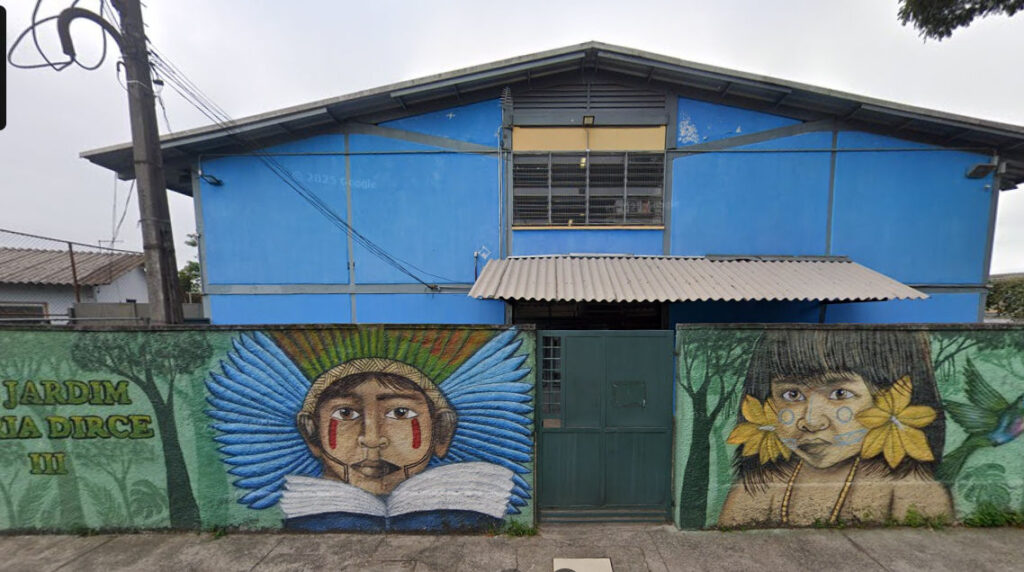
[582,115,595,126]
[966,162,998,179]
[199,173,223,186]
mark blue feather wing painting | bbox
[434,329,534,514]
[206,332,320,510]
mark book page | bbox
[279,475,387,518]
[386,462,515,518]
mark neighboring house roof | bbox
[0,247,144,287]
[80,41,1024,194]
[469,254,926,303]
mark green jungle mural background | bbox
[0,327,535,532]
[3,324,1023,532]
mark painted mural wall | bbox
[675,326,1024,528]
[0,326,535,532]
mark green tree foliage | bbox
[987,277,1024,320]
[676,329,759,528]
[899,0,1024,40]
[0,339,87,528]
[71,331,213,528]
[178,261,201,296]
[79,441,165,528]
[958,463,1012,508]
[0,442,53,529]
[178,233,201,300]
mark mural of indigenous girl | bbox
[718,330,952,527]
[205,328,533,532]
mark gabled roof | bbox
[469,254,926,303]
[81,41,1024,193]
[0,247,144,287]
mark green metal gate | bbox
[537,330,674,522]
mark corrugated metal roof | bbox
[0,248,144,287]
[469,255,926,303]
[81,42,1024,193]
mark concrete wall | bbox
[0,326,535,533]
[674,325,1024,529]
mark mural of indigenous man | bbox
[718,330,952,527]
[206,329,533,532]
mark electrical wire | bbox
[155,93,172,132]
[147,47,443,288]
[7,1,111,71]
[112,179,136,244]
[9,2,453,287]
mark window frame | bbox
[512,150,666,228]
[0,302,50,324]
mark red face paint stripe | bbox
[411,418,421,449]
[328,418,338,450]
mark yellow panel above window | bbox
[512,127,666,151]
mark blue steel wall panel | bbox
[676,97,798,146]
[349,134,500,284]
[200,134,349,285]
[355,294,505,324]
[831,132,991,285]
[382,100,501,146]
[208,294,352,325]
[512,229,663,256]
[670,132,832,256]
[824,292,981,323]
[669,300,822,325]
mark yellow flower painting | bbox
[727,395,791,465]
[856,376,937,468]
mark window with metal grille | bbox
[513,152,664,226]
[541,336,562,416]
[0,303,48,324]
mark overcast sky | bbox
[3,0,1023,273]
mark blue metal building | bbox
[83,43,1024,327]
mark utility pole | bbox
[59,0,183,324]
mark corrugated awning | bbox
[468,255,927,303]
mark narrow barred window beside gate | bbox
[541,335,562,417]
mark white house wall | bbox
[94,267,149,303]
[0,284,94,322]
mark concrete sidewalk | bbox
[2,524,1022,572]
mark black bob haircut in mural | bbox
[734,329,945,489]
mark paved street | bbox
[2,524,1022,571]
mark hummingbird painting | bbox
[936,358,1024,484]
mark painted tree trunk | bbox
[678,395,712,528]
[153,404,201,528]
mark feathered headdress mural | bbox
[205,328,533,514]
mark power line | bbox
[146,47,443,288]
[112,179,137,244]
[0,227,140,254]
[10,2,451,287]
